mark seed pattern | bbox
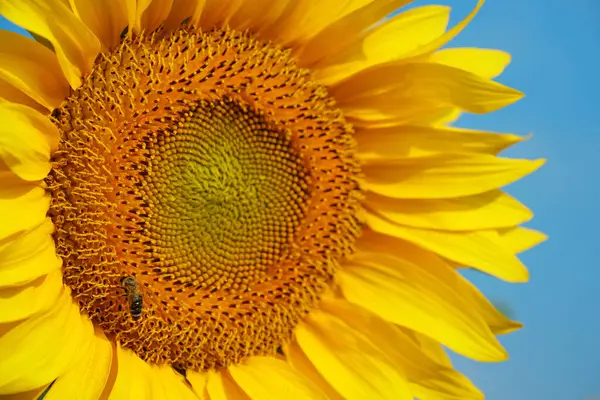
[46,27,363,370]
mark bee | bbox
[121,276,143,320]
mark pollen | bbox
[45,27,363,371]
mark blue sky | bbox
[1,1,597,399]
[404,1,599,399]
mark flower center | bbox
[45,27,362,371]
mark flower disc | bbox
[46,28,362,370]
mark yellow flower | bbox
[0,0,545,399]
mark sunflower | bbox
[0,0,545,399]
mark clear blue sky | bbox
[2,1,597,399]
[404,1,599,399]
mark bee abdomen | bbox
[130,295,143,320]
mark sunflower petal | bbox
[315,5,450,85]
[206,370,250,400]
[229,0,290,34]
[402,329,453,368]
[334,62,524,118]
[365,213,529,282]
[499,226,548,254]
[429,48,511,79]
[362,153,545,199]
[285,341,343,400]
[348,106,462,128]
[186,371,208,400]
[402,0,484,59]
[296,310,413,400]
[199,0,244,31]
[68,0,129,50]
[338,252,507,361]
[354,124,525,158]
[364,190,532,231]
[44,331,113,400]
[230,357,328,400]
[0,81,48,115]
[0,385,50,400]
[322,299,484,400]
[298,0,413,67]
[254,1,304,40]
[0,30,69,111]
[109,347,198,400]
[0,289,93,394]
[0,0,101,88]
[357,230,524,335]
[148,365,197,400]
[272,0,372,48]
[107,347,151,399]
[0,270,62,323]
[0,185,49,241]
[0,218,61,287]
[140,0,174,34]
[0,102,59,182]
[163,0,205,30]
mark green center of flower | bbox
[139,98,309,290]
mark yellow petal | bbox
[44,330,113,400]
[429,48,511,79]
[229,0,290,35]
[187,371,208,400]
[140,0,174,34]
[109,347,197,400]
[0,385,50,400]
[0,289,94,394]
[355,124,525,158]
[0,80,47,115]
[285,341,343,400]
[403,0,485,59]
[0,30,69,111]
[163,0,205,30]
[0,218,61,287]
[147,366,197,400]
[199,0,244,31]
[0,185,50,241]
[0,0,101,88]
[298,0,413,67]
[68,0,129,50]
[230,357,328,400]
[128,0,151,34]
[357,230,524,335]
[365,213,529,282]
[296,310,413,400]
[364,190,532,231]
[429,108,462,126]
[271,0,372,48]
[322,299,484,400]
[348,106,462,128]
[333,62,524,119]
[206,370,250,400]
[338,252,507,361]
[315,5,450,85]
[499,226,548,254]
[0,270,62,323]
[401,329,453,368]
[356,5,451,59]
[257,1,311,45]
[362,153,545,199]
[0,102,59,181]
[107,347,151,400]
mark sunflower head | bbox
[0,0,544,398]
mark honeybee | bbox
[121,276,143,320]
